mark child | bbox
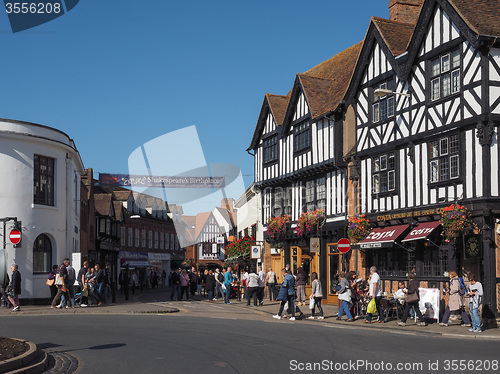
[468,274,483,333]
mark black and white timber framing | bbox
[344,0,500,317]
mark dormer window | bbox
[263,135,278,163]
[430,49,460,101]
[372,79,395,123]
[294,122,311,152]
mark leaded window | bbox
[33,234,52,273]
[372,153,396,194]
[430,49,460,101]
[263,135,278,163]
[273,188,282,217]
[294,122,311,152]
[34,155,55,206]
[373,79,395,123]
[305,180,315,211]
[429,134,460,183]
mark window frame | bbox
[263,134,278,164]
[372,79,395,123]
[294,122,311,153]
[372,153,396,195]
[33,154,55,206]
[33,234,52,273]
[429,133,460,184]
[429,49,461,102]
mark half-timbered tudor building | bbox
[344,0,500,317]
[248,44,362,303]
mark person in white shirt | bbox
[468,274,483,333]
[365,266,384,323]
[265,268,277,301]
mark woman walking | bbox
[397,272,426,326]
[307,272,324,319]
[180,269,190,301]
[295,267,307,306]
[8,264,21,312]
[337,271,354,322]
[439,271,471,327]
[265,268,277,301]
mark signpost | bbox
[337,238,351,254]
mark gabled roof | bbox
[282,41,363,130]
[113,201,124,221]
[94,194,114,217]
[195,212,212,240]
[372,17,416,56]
[449,0,500,37]
[247,93,290,151]
[214,206,237,228]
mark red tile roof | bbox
[449,0,500,37]
[265,94,289,126]
[372,17,416,56]
[298,41,364,119]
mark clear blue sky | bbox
[0,0,389,213]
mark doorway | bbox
[291,246,319,295]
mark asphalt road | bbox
[1,312,499,374]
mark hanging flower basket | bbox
[266,215,291,238]
[440,204,478,243]
[347,215,371,243]
[225,236,255,259]
[181,258,195,267]
[294,209,325,237]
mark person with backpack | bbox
[439,271,471,327]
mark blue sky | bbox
[0,0,389,213]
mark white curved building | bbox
[0,119,84,301]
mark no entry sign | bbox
[9,229,21,245]
[337,238,351,253]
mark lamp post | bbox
[374,88,411,97]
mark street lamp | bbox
[374,88,410,97]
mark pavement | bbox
[2,286,499,341]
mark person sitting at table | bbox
[392,281,406,304]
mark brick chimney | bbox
[221,198,234,213]
[389,0,424,24]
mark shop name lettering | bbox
[377,208,444,222]
[366,230,396,240]
[99,174,225,188]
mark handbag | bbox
[367,298,376,314]
[46,278,55,286]
[309,298,315,309]
[55,274,63,286]
[7,288,15,298]
[221,283,226,291]
[406,291,418,303]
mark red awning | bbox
[401,221,441,242]
[360,224,409,248]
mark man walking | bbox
[224,266,234,305]
[257,266,266,306]
[8,264,21,312]
[170,268,181,301]
[365,266,383,323]
[77,261,89,307]
[273,268,296,320]
[94,264,105,305]
[51,258,70,309]
[65,260,77,308]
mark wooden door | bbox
[291,246,319,297]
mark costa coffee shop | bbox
[357,207,454,294]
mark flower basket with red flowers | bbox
[347,215,371,243]
[225,236,255,259]
[181,258,195,267]
[294,209,325,237]
[266,215,291,238]
[440,204,478,242]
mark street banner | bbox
[99,173,225,188]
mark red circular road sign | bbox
[337,238,351,253]
[9,229,21,245]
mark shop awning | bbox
[401,221,441,242]
[360,224,409,248]
[121,260,152,267]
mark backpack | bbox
[458,277,467,296]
